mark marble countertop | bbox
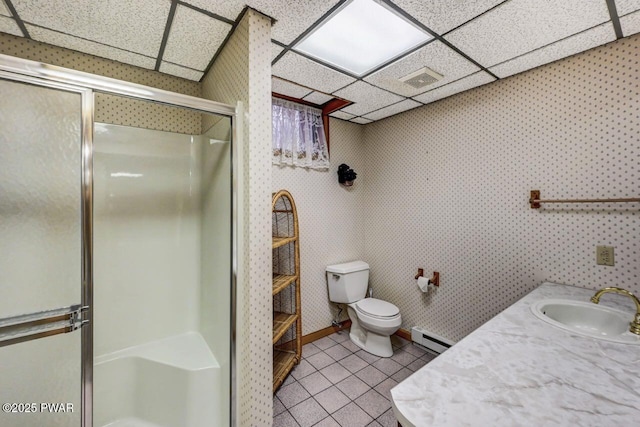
[391,282,640,426]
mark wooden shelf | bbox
[272,235,297,249]
[273,350,298,392]
[272,190,301,393]
[273,312,298,344]
[273,273,298,295]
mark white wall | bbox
[93,123,202,356]
[93,119,233,425]
[272,119,367,334]
[362,34,640,342]
[197,118,232,424]
[271,35,640,346]
[199,118,232,363]
[202,10,274,425]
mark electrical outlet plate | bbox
[596,246,614,266]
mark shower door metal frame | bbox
[0,71,94,427]
[0,53,240,427]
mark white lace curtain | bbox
[272,97,329,169]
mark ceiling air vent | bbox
[399,67,443,89]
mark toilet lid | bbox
[356,298,399,318]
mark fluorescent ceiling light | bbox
[294,0,432,76]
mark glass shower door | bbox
[0,78,89,427]
[92,97,232,427]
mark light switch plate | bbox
[596,246,614,266]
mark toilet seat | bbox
[355,298,400,320]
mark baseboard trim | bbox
[394,328,411,342]
[302,323,412,346]
[302,320,351,345]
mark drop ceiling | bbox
[1,0,638,123]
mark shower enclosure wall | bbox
[0,55,238,427]
[93,114,232,427]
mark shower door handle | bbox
[0,304,88,348]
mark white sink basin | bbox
[531,299,640,345]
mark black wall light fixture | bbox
[337,163,357,187]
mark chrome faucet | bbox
[591,287,640,335]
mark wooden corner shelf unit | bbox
[272,190,302,392]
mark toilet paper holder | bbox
[415,268,440,287]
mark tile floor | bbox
[274,332,437,427]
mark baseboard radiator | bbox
[410,327,455,354]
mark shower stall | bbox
[0,55,238,427]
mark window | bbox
[272,97,329,169]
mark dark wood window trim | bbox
[272,92,352,154]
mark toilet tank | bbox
[326,261,369,303]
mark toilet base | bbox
[349,329,394,358]
[347,306,394,358]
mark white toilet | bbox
[326,261,401,357]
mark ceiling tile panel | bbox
[334,81,404,116]
[182,0,341,44]
[413,71,495,105]
[351,117,372,125]
[391,0,504,35]
[272,43,284,61]
[620,9,640,37]
[163,5,231,71]
[13,0,170,56]
[616,0,640,16]
[329,110,356,120]
[178,0,244,21]
[303,91,333,105]
[0,1,11,16]
[444,0,611,67]
[0,16,22,36]
[490,23,615,78]
[362,99,421,121]
[26,25,156,69]
[364,40,480,97]
[272,77,312,98]
[159,61,203,81]
[272,52,356,94]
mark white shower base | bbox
[103,418,163,427]
[95,332,225,427]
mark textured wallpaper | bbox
[3,17,639,426]
[0,33,201,134]
[202,9,274,426]
[362,34,640,342]
[1,19,272,424]
[95,94,201,134]
[277,34,640,348]
[272,119,367,335]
